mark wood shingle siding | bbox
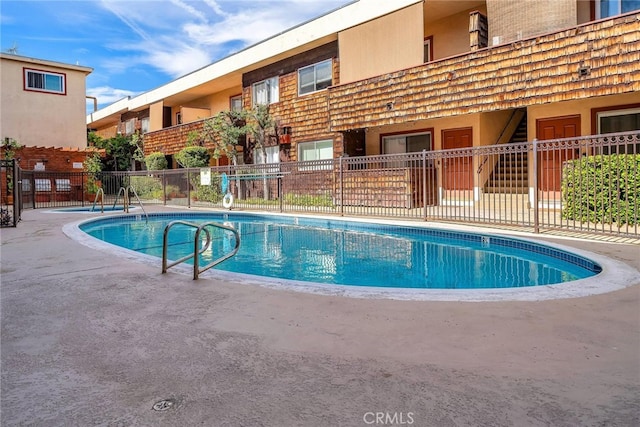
[328,13,640,131]
[144,120,205,155]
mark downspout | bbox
[86,96,98,112]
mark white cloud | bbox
[87,86,140,107]
[169,0,209,22]
[203,0,229,17]
[89,0,349,94]
[144,43,213,78]
[0,13,16,25]
[183,8,295,46]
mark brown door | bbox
[442,127,473,190]
[536,115,580,191]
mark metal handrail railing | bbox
[91,188,105,212]
[162,220,240,280]
[113,186,148,222]
[125,186,149,223]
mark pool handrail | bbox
[162,220,241,280]
[91,188,105,213]
[112,186,149,222]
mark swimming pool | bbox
[76,212,601,291]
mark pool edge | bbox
[62,212,640,302]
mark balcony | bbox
[327,12,640,132]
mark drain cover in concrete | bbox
[152,399,174,411]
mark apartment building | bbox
[2,53,92,150]
[87,0,640,196]
[1,53,95,171]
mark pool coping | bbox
[45,206,141,214]
[62,210,640,302]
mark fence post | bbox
[422,150,428,221]
[162,170,167,206]
[187,169,191,208]
[339,156,344,216]
[532,138,539,233]
[278,176,283,213]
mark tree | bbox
[204,110,248,167]
[89,133,144,172]
[246,104,277,200]
[87,131,103,148]
[200,110,248,197]
[246,104,276,166]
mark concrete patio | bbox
[1,207,639,426]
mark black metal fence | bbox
[1,159,19,227]
[14,131,640,238]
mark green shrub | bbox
[190,174,223,203]
[562,154,640,226]
[175,146,210,168]
[284,193,334,207]
[84,152,103,194]
[145,152,168,170]
[129,176,164,200]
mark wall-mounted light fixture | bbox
[279,126,292,144]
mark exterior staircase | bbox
[484,110,529,194]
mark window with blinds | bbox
[24,69,65,94]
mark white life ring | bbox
[222,193,234,209]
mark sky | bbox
[1,0,352,113]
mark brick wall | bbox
[10,146,102,172]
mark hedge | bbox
[175,146,210,168]
[145,152,168,170]
[562,154,639,226]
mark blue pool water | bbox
[79,212,601,289]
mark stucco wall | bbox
[527,92,640,138]
[149,101,164,132]
[1,55,90,149]
[197,87,243,115]
[338,3,424,84]
[487,0,577,45]
[426,5,488,60]
[363,114,482,155]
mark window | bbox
[298,59,332,95]
[597,108,640,134]
[255,145,280,165]
[230,95,242,112]
[382,132,432,154]
[252,77,279,105]
[382,131,432,168]
[298,140,333,170]
[424,36,433,63]
[24,68,65,94]
[596,107,640,154]
[596,0,640,18]
[125,119,136,135]
[140,117,150,134]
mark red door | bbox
[442,128,473,190]
[536,116,580,191]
